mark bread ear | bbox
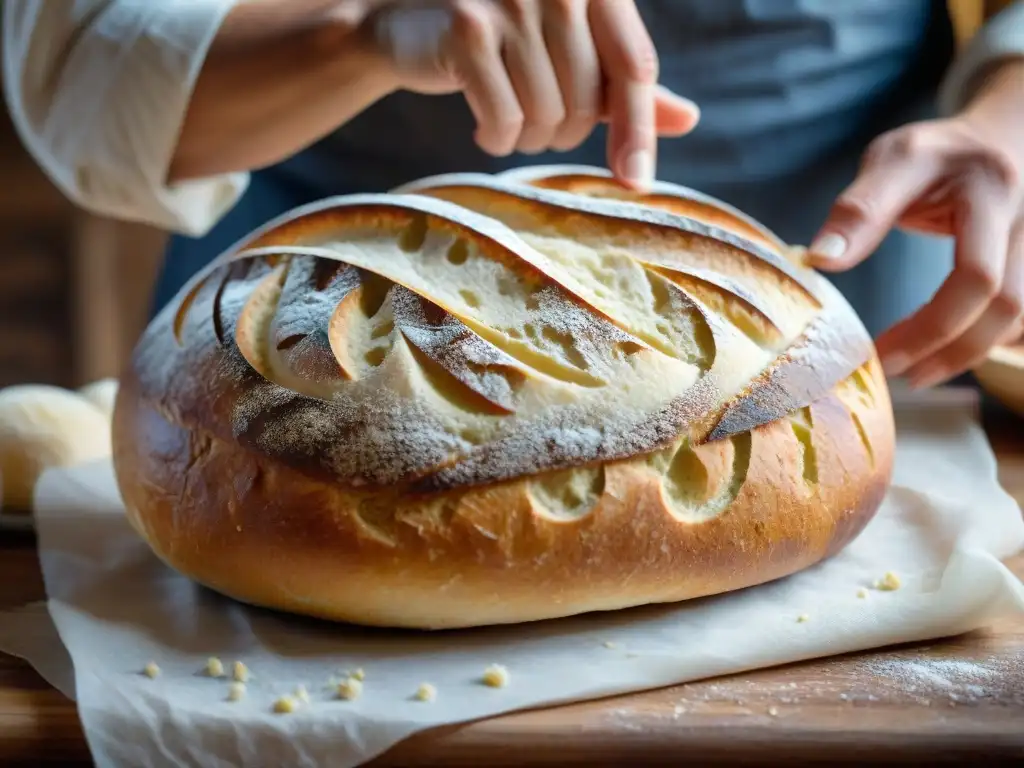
[114,169,893,630]
[400,174,873,442]
[493,163,786,251]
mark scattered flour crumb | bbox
[350,668,366,681]
[206,657,225,678]
[857,588,868,599]
[796,614,809,623]
[143,662,161,679]
[767,706,779,717]
[273,696,298,714]
[482,664,510,688]
[227,682,246,702]
[415,683,437,702]
[603,641,619,649]
[294,685,311,704]
[874,572,901,591]
[337,678,363,701]
[232,661,250,683]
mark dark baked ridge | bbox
[133,182,873,492]
[494,163,787,251]
[112,172,896,629]
[396,173,874,444]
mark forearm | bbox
[170,0,398,182]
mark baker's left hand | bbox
[807,59,1024,389]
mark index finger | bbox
[808,148,938,271]
[877,177,1014,378]
[588,0,658,190]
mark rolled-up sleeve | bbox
[938,1,1024,115]
[2,0,249,236]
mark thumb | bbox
[601,86,700,135]
[370,3,458,87]
[807,154,936,272]
[653,85,700,137]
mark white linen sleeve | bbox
[938,1,1024,115]
[2,0,249,237]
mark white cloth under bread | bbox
[0,396,1021,768]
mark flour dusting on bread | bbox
[113,165,894,631]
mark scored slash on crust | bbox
[115,164,895,630]
[143,169,875,493]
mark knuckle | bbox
[831,194,879,227]
[494,111,525,137]
[629,41,659,83]
[480,111,524,153]
[868,126,929,163]
[451,0,495,47]
[551,114,596,150]
[500,0,536,27]
[932,315,964,343]
[564,80,601,118]
[992,288,1024,321]
[973,144,1021,191]
[956,260,1001,299]
[545,0,578,20]
[564,105,599,129]
[534,103,567,129]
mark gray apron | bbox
[157,0,955,337]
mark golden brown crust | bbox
[491,164,788,252]
[112,167,896,629]
[394,174,875,443]
[113,355,893,630]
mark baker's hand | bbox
[807,59,1024,388]
[369,0,700,189]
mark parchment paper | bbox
[2,392,1023,768]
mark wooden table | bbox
[2,401,1023,767]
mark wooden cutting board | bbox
[1,405,1022,766]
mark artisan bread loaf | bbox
[112,165,895,630]
[0,384,112,511]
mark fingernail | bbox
[881,352,911,377]
[809,232,848,261]
[623,150,654,190]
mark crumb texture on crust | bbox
[132,167,875,494]
[113,165,896,629]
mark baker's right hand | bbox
[368,0,700,189]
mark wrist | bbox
[961,56,1024,157]
[171,1,400,181]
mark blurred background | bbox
[0,0,996,391]
[0,30,167,390]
